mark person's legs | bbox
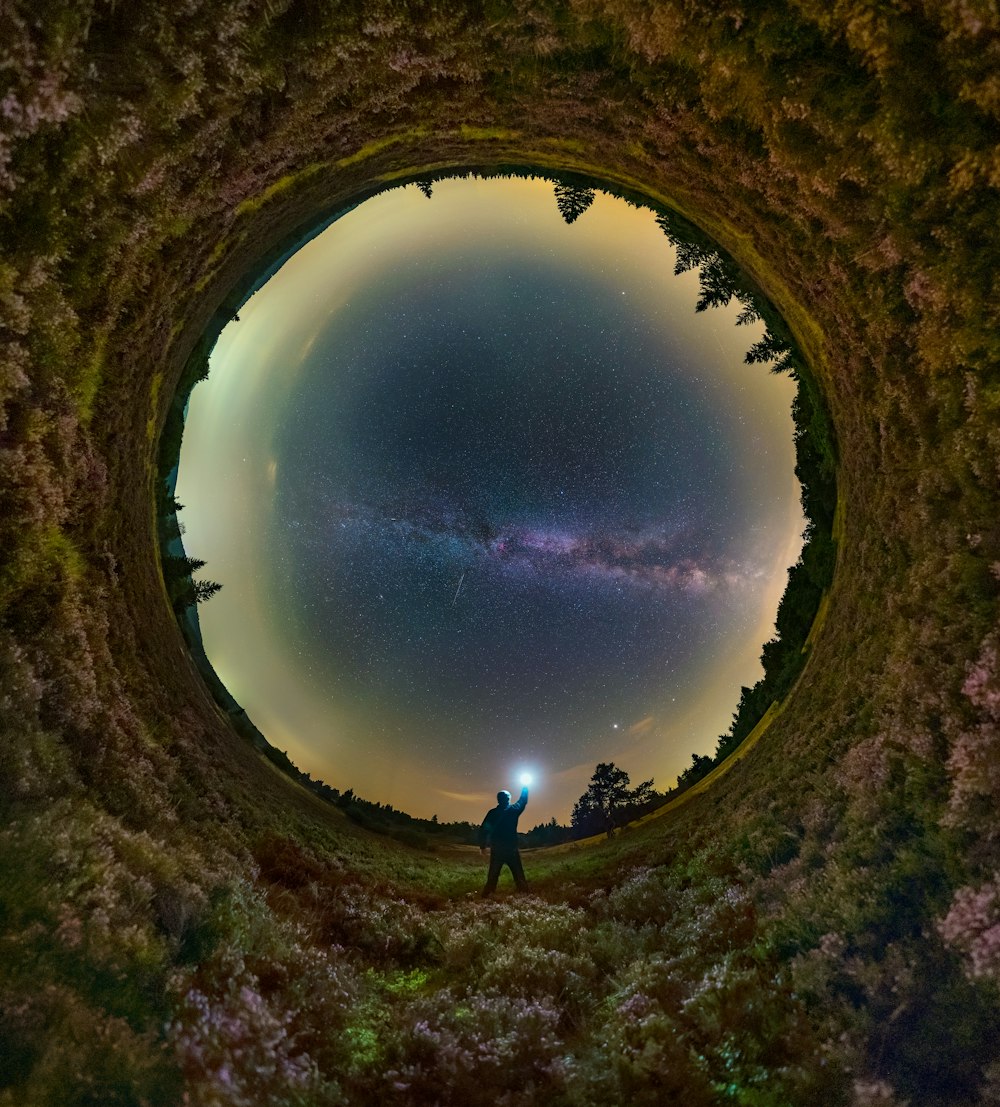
[509,850,528,892]
[482,850,503,896]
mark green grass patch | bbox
[234,164,325,218]
[73,333,106,424]
[145,370,163,445]
[459,125,520,141]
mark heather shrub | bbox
[382,989,566,1105]
[568,925,832,1104]
[946,628,1000,842]
[474,940,599,1020]
[791,927,1000,1105]
[0,800,209,1102]
[569,1007,715,1105]
[850,1080,908,1106]
[169,982,321,1107]
[676,952,826,1105]
[306,879,441,966]
[2,803,168,1003]
[439,898,586,975]
[938,873,1000,985]
[0,638,75,805]
[598,864,679,923]
[578,914,667,976]
[595,863,756,960]
[166,879,362,1106]
[430,898,606,1028]
[0,985,181,1107]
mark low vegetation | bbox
[2,1,999,1104]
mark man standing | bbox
[479,783,529,895]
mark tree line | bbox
[535,170,838,803]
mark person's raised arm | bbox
[513,785,529,813]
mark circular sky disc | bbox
[176,175,804,823]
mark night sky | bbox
[177,177,803,823]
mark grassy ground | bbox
[2,1,999,1104]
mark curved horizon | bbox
[176,174,804,823]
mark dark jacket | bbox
[479,787,529,850]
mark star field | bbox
[177,177,803,821]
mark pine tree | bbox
[192,579,222,604]
[745,330,795,373]
[164,555,205,576]
[554,183,595,224]
[571,762,654,838]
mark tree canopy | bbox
[554,182,596,224]
[571,762,655,838]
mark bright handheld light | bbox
[519,772,533,787]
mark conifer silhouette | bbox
[554,183,595,224]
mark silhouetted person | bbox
[479,785,529,895]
